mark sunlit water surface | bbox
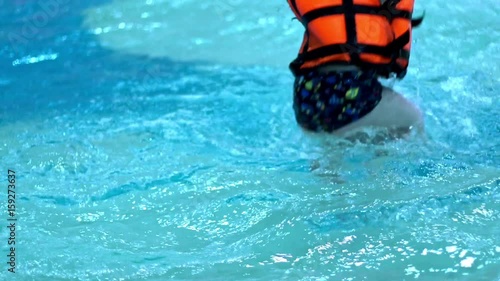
[0,0,499,280]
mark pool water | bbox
[0,0,499,280]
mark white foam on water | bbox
[460,257,476,268]
[12,53,59,66]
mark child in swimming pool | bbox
[287,0,424,138]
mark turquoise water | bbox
[0,0,499,280]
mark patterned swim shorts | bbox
[293,70,383,132]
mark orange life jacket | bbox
[288,0,423,79]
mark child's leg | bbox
[332,87,424,137]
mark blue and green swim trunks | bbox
[293,69,383,132]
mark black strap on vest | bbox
[301,3,418,24]
[343,0,361,65]
[296,29,409,62]
[289,0,424,78]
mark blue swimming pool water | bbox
[0,0,499,280]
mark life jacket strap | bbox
[289,0,424,78]
[301,4,416,25]
[296,30,409,61]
